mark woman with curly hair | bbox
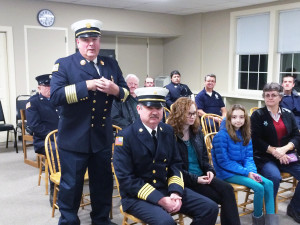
[167,97,240,225]
[212,104,278,225]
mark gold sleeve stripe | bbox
[65,84,78,104]
[168,173,184,189]
[122,88,129,102]
[137,183,155,200]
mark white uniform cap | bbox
[134,87,169,107]
[71,19,103,38]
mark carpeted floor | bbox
[0,139,298,225]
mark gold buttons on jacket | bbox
[166,167,168,171]
[93,100,96,103]
[152,170,156,174]
[102,124,105,127]
[104,109,107,112]
[153,160,155,164]
[164,159,167,162]
[92,116,94,119]
[105,101,108,104]
[153,179,156,184]
[92,108,95,111]
[103,117,106,120]
[91,124,94,127]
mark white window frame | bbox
[228,2,300,99]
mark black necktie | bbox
[89,61,100,76]
[151,130,157,150]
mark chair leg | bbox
[52,184,58,217]
[45,160,48,195]
[6,130,9,148]
[14,129,18,153]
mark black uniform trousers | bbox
[58,148,113,225]
[191,177,241,225]
[127,187,218,225]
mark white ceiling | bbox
[43,0,279,15]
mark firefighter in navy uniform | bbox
[113,87,218,225]
[26,74,60,206]
[50,19,128,225]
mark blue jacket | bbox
[211,128,257,180]
[164,82,192,108]
[50,52,129,153]
[26,93,60,153]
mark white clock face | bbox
[37,9,55,27]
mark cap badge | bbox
[86,23,91,28]
[154,91,157,94]
[139,128,143,132]
[80,60,86,65]
[100,60,104,65]
[49,75,52,79]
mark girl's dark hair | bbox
[226,104,251,145]
[170,70,181,78]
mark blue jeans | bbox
[225,175,274,217]
[260,161,300,213]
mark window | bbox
[278,9,300,91]
[238,54,268,90]
[236,13,270,90]
[280,53,300,91]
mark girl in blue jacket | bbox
[212,104,278,225]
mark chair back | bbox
[0,100,6,123]
[204,132,218,165]
[112,125,122,154]
[16,95,30,121]
[201,113,222,136]
[250,107,259,116]
[163,107,171,121]
[44,129,60,176]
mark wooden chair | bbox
[20,109,37,167]
[112,161,185,225]
[110,124,122,219]
[45,129,90,217]
[163,107,171,121]
[249,107,259,116]
[201,113,222,136]
[275,172,298,213]
[204,132,254,216]
[0,100,18,152]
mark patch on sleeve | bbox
[115,136,123,146]
[26,102,31,109]
[52,63,59,72]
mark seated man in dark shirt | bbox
[111,74,139,128]
[164,70,192,109]
[26,74,60,206]
[195,74,226,123]
[281,74,300,129]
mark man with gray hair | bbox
[111,74,140,128]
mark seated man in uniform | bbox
[195,74,226,123]
[165,70,192,109]
[113,87,218,225]
[281,74,300,129]
[26,74,60,206]
[144,77,155,87]
[111,74,139,128]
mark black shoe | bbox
[287,203,300,223]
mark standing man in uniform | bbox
[113,87,219,225]
[50,19,129,225]
[26,74,60,206]
[195,74,226,122]
[165,70,192,109]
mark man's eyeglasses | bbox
[187,112,197,118]
[264,94,279,98]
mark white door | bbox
[0,32,10,141]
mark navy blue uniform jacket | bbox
[26,93,60,153]
[113,118,184,211]
[50,52,128,153]
[165,82,192,108]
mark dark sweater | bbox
[250,106,300,170]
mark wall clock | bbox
[37,9,55,27]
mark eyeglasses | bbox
[187,112,197,118]
[264,94,279,98]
